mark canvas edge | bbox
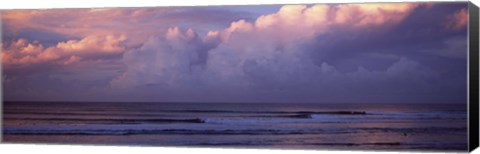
[468,1,480,152]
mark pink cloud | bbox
[203,3,420,60]
[56,34,127,54]
[2,4,420,69]
[334,3,418,27]
[445,8,468,30]
[210,4,419,44]
[2,8,170,48]
[2,34,128,67]
[2,39,58,65]
[62,56,82,65]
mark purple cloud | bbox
[1,3,469,103]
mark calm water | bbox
[2,102,468,151]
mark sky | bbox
[1,2,469,103]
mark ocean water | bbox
[2,102,468,151]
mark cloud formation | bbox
[106,3,466,103]
[2,34,127,67]
[2,7,256,47]
[2,3,469,103]
[445,8,468,30]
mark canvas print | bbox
[1,2,471,151]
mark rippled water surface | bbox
[3,102,468,151]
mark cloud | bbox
[110,27,218,89]
[62,56,82,65]
[104,3,465,103]
[1,7,257,48]
[2,34,128,67]
[337,3,418,26]
[419,36,468,59]
[445,8,468,30]
[2,39,59,66]
[56,34,127,54]
[2,3,468,103]
[213,4,419,44]
[1,8,168,36]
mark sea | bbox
[2,102,468,151]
